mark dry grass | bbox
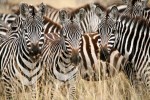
[0,0,150,100]
[0,72,149,100]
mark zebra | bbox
[95,5,150,92]
[41,9,85,100]
[131,0,150,21]
[79,32,133,81]
[0,3,47,99]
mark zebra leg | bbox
[68,83,77,100]
[31,84,38,100]
[4,83,16,100]
[68,74,78,100]
[50,81,57,100]
[143,62,150,92]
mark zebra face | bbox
[22,3,46,59]
[132,1,145,17]
[59,10,84,66]
[61,21,82,66]
[95,6,116,50]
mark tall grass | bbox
[0,72,150,100]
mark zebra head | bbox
[59,9,85,66]
[95,6,116,52]
[132,0,147,17]
[122,0,147,16]
[21,3,46,59]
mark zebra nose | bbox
[70,48,81,66]
[70,54,81,66]
[100,45,110,61]
[101,43,108,48]
[30,42,41,55]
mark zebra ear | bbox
[78,8,86,21]
[109,6,119,20]
[59,9,69,24]
[90,3,96,10]
[38,3,47,16]
[95,6,103,18]
[141,0,148,8]
[19,3,29,19]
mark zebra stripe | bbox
[79,32,132,81]
[74,3,106,33]
[0,3,47,99]
[42,9,84,100]
[96,6,150,91]
[0,20,9,44]
[0,13,17,27]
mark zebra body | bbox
[42,9,84,99]
[96,6,150,91]
[0,3,47,99]
[79,32,132,81]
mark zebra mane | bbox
[118,13,150,25]
[29,5,37,16]
[43,16,61,34]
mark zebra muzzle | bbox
[100,45,110,61]
[28,43,42,60]
[70,49,81,66]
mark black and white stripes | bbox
[0,3,46,99]
[96,5,150,91]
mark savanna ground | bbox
[0,0,150,100]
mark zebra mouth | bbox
[30,54,41,62]
[29,50,42,62]
[70,55,81,66]
[99,48,110,61]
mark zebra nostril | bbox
[28,43,41,57]
[70,54,81,66]
[100,47,109,61]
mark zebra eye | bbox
[11,26,17,30]
[42,28,44,32]
[112,30,115,33]
[24,29,28,33]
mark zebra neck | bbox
[114,15,150,64]
[19,38,37,65]
[114,17,132,61]
[52,50,78,82]
[58,51,73,70]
